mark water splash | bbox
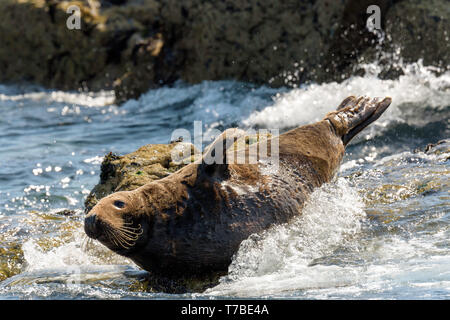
[21,229,134,271]
[0,53,449,299]
[205,178,366,297]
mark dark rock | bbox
[0,0,448,103]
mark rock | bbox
[0,245,23,282]
[333,0,450,80]
[130,271,222,294]
[0,0,168,94]
[0,0,107,90]
[0,0,448,103]
[384,0,450,70]
[54,209,77,216]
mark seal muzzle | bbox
[84,214,99,239]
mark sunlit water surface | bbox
[0,61,449,299]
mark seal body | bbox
[85,96,392,279]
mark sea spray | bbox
[21,229,133,272]
[206,178,366,296]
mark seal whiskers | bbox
[116,223,143,239]
[102,222,143,250]
[80,234,93,252]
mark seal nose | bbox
[84,214,99,239]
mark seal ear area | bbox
[198,128,247,177]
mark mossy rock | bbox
[0,245,24,282]
[1,0,448,102]
[423,139,450,156]
[413,139,450,157]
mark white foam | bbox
[21,229,134,272]
[0,87,115,108]
[204,173,450,298]
[205,178,366,297]
[206,225,450,298]
[83,156,104,165]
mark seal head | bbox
[84,191,149,256]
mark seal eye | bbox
[114,200,125,209]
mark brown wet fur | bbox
[85,96,392,280]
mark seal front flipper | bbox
[326,96,392,145]
[199,128,247,177]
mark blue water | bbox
[0,62,449,299]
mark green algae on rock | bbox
[0,245,24,282]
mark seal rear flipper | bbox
[326,96,392,146]
[199,128,247,177]
[342,97,392,145]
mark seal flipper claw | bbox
[342,97,392,145]
[336,95,357,110]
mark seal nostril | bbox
[84,214,98,238]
